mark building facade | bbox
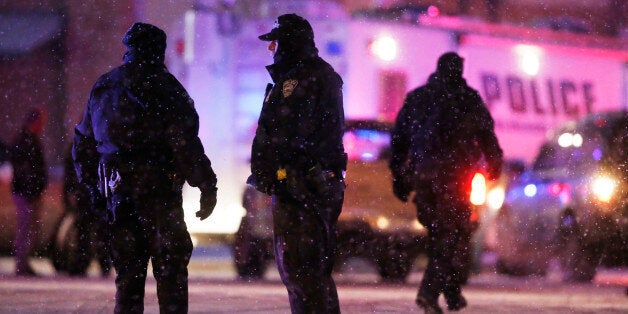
[0,0,625,167]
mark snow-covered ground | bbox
[0,246,626,313]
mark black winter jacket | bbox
[73,55,216,194]
[390,73,503,182]
[251,50,346,194]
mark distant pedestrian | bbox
[10,107,48,277]
[390,52,503,313]
[0,140,9,164]
[250,13,347,314]
[73,22,218,313]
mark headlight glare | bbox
[376,216,390,230]
[591,176,617,203]
[487,187,505,212]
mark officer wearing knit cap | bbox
[123,22,166,49]
[74,22,218,313]
[122,22,167,64]
[436,52,464,79]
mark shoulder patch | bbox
[282,79,298,98]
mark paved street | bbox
[0,246,626,313]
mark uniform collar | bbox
[265,47,318,83]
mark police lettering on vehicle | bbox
[480,72,595,117]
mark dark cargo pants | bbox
[414,179,473,305]
[272,177,345,314]
[108,187,193,314]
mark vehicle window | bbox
[532,144,558,170]
[533,129,608,172]
[343,129,391,162]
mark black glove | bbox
[392,177,411,202]
[197,186,217,220]
[305,164,326,194]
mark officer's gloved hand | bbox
[306,164,326,194]
[197,185,217,221]
[392,176,411,202]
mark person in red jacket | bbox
[10,108,47,276]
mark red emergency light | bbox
[427,5,440,18]
[470,172,487,206]
[549,182,571,196]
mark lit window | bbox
[184,11,196,63]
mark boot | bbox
[415,294,443,314]
[446,293,467,311]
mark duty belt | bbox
[276,168,342,181]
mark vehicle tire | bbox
[494,254,548,277]
[233,218,271,280]
[372,234,420,283]
[50,212,89,275]
[494,206,525,276]
[374,254,414,282]
[557,210,596,282]
[495,258,536,276]
[335,221,373,260]
[494,206,547,277]
[234,238,268,279]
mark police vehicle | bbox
[234,119,500,282]
[493,111,627,281]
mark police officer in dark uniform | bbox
[250,13,347,314]
[390,52,503,314]
[73,22,218,314]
